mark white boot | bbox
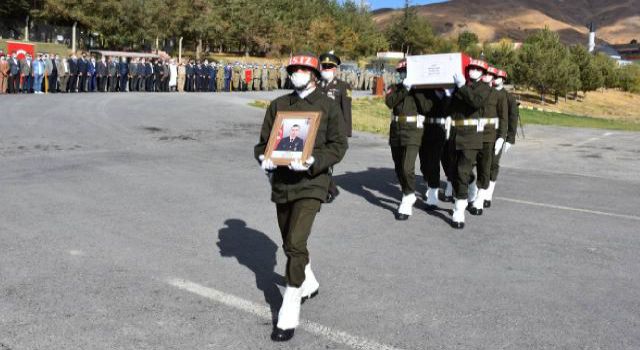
[425,187,440,208]
[397,193,416,219]
[452,198,467,229]
[301,264,319,302]
[470,189,485,215]
[468,181,478,204]
[485,181,496,208]
[444,181,453,201]
[276,285,303,330]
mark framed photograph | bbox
[264,111,321,166]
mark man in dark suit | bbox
[128,58,138,92]
[208,62,216,92]
[153,59,162,92]
[8,52,21,93]
[119,57,129,92]
[107,57,118,92]
[184,61,193,92]
[68,54,78,92]
[96,56,108,92]
[276,125,305,152]
[77,53,88,92]
[137,59,146,91]
[145,59,153,91]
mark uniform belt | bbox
[451,119,479,126]
[482,118,499,125]
[427,117,447,125]
[392,115,421,123]
[451,118,499,127]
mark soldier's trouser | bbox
[391,145,420,195]
[253,79,260,91]
[453,148,480,199]
[476,141,494,189]
[276,198,321,287]
[419,125,451,188]
[490,148,503,182]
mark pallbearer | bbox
[485,69,518,208]
[385,59,431,220]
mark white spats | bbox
[472,189,486,210]
[398,193,417,216]
[426,187,440,206]
[468,181,478,203]
[445,181,453,198]
[487,181,497,201]
[301,264,319,299]
[277,285,303,330]
[453,199,467,223]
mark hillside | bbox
[373,0,640,45]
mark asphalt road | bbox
[1,91,639,350]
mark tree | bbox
[569,44,603,96]
[515,27,575,103]
[483,39,517,79]
[457,31,480,56]
[593,53,619,89]
[385,0,437,54]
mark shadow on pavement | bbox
[334,167,452,225]
[217,219,284,323]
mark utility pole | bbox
[24,16,29,41]
[72,22,77,53]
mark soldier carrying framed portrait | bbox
[263,111,321,166]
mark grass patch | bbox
[249,99,270,109]
[520,108,640,131]
[352,97,390,135]
[0,40,71,57]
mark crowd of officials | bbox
[0,49,397,95]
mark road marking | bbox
[496,197,640,221]
[69,250,85,256]
[573,131,614,147]
[167,278,408,350]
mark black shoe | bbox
[467,204,483,216]
[396,213,409,221]
[326,189,339,203]
[301,290,319,304]
[441,195,454,203]
[424,204,437,211]
[484,200,491,208]
[271,327,295,342]
[451,221,465,229]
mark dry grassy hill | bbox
[373,0,640,45]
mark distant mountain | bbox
[373,0,640,45]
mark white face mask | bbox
[469,69,483,81]
[290,71,311,89]
[494,78,504,88]
[481,75,493,84]
[321,70,334,82]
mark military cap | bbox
[286,52,321,78]
[319,52,341,67]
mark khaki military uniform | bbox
[216,66,224,92]
[254,88,348,287]
[253,67,261,91]
[419,90,455,189]
[448,81,492,199]
[232,65,241,91]
[490,90,518,181]
[385,84,431,195]
[476,87,508,190]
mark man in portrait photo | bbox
[276,124,305,152]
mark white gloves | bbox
[259,154,276,172]
[494,138,505,155]
[444,88,454,97]
[289,156,315,172]
[453,73,466,88]
[503,142,512,153]
[402,78,412,91]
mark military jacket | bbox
[506,92,519,144]
[449,81,491,150]
[481,88,508,142]
[385,84,432,147]
[254,88,348,204]
[320,78,353,137]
